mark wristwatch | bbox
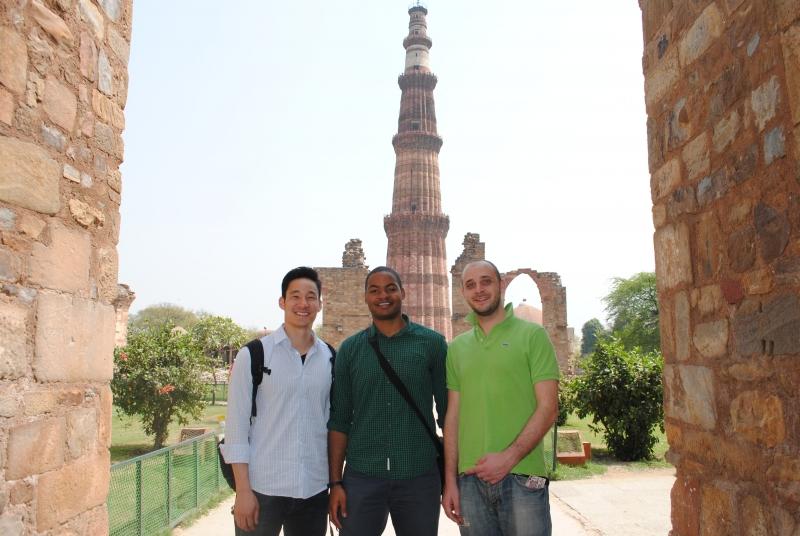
[327,480,343,489]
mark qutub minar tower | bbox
[384,4,453,339]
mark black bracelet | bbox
[327,480,343,489]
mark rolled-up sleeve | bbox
[327,340,353,435]
[219,346,252,464]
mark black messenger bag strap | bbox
[366,333,443,457]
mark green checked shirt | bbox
[328,316,448,479]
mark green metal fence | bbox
[108,431,228,536]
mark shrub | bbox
[112,323,212,449]
[556,381,573,427]
[570,338,663,461]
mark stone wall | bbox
[0,0,130,533]
[316,239,371,348]
[641,1,800,533]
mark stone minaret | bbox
[385,5,452,339]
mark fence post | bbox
[193,440,199,508]
[166,449,173,525]
[136,459,143,536]
[552,423,558,471]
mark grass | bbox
[111,404,228,463]
[550,413,671,481]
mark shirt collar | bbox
[273,324,318,351]
[466,302,514,329]
[367,313,413,339]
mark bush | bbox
[570,338,663,461]
[112,323,212,449]
[556,382,573,427]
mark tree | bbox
[569,338,664,461]
[112,323,212,449]
[128,303,199,333]
[603,272,660,353]
[580,318,607,356]
[190,315,249,404]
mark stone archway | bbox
[501,269,570,371]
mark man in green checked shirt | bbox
[327,266,448,536]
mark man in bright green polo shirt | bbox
[443,260,560,536]
[327,266,447,536]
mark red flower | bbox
[158,384,175,395]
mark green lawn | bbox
[111,404,227,463]
[552,413,671,481]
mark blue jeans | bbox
[340,465,441,536]
[234,489,328,536]
[458,474,551,536]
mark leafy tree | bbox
[569,338,664,461]
[112,323,211,449]
[191,315,249,404]
[128,303,199,333]
[580,318,607,356]
[604,272,660,353]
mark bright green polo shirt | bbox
[447,303,560,476]
[328,316,448,479]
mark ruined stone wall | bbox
[450,232,485,337]
[641,1,800,533]
[316,240,371,348]
[0,0,130,533]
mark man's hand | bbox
[442,481,463,525]
[233,489,259,532]
[463,451,516,485]
[328,485,348,529]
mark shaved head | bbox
[462,260,501,286]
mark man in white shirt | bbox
[221,267,334,535]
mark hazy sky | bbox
[119,1,654,333]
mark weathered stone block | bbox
[43,77,77,132]
[696,167,731,207]
[68,198,105,228]
[23,389,59,416]
[96,247,118,303]
[0,136,60,215]
[682,133,709,182]
[29,222,91,293]
[41,123,67,151]
[730,391,785,447]
[100,0,122,21]
[29,0,74,46]
[18,213,46,238]
[36,452,110,531]
[94,120,119,157]
[764,126,786,166]
[92,89,124,129]
[67,407,97,459]
[34,292,115,381]
[98,49,113,96]
[78,0,104,40]
[667,187,699,219]
[679,3,723,66]
[713,110,740,154]
[0,27,28,95]
[755,202,790,263]
[701,483,735,536]
[655,223,693,290]
[0,301,29,380]
[645,47,680,109]
[0,516,24,536]
[733,294,800,357]
[695,284,723,315]
[728,143,757,185]
[63,163,80,183]
[693,319,729,359]
[726,359,773,381]
[651,158,681,202]
[720,278,744,304]
[696,213,723,279]
[675,291,690,361]
[671,474,701,536]
[79,33,97,82]
[98,385,112,447]
[0,247,20,282]
[783,24,800,125]
[6,418,66,479]
[664,365,717,429]
[750,75,780,131]
[9,480,33,505]
[107,26,130,66]
[776,0,800,29]
[0,87,13,125]
[728,225,756,273]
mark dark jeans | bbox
[457,474,551,536]
[340,465,441,536]
[234,489,328,536]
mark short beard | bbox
[473,295,502,317]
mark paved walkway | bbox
[174,467,675,535]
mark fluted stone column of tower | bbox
[385,5,452,339]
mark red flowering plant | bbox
[112,323,211,449]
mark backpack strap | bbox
[245,339,266,418]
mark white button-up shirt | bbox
[221,326,333,498]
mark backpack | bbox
[218,337,336,489]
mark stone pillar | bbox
[641,1,800,534]
[113,283,135,347]
[0,0,130,533]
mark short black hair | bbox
[462,260,502,285]
[365,266,403,291]
[281,267,322,297]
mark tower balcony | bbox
[392,131,443,152]
[403,34,433,49]
[384,212,450,235]
[398,71,438,90]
